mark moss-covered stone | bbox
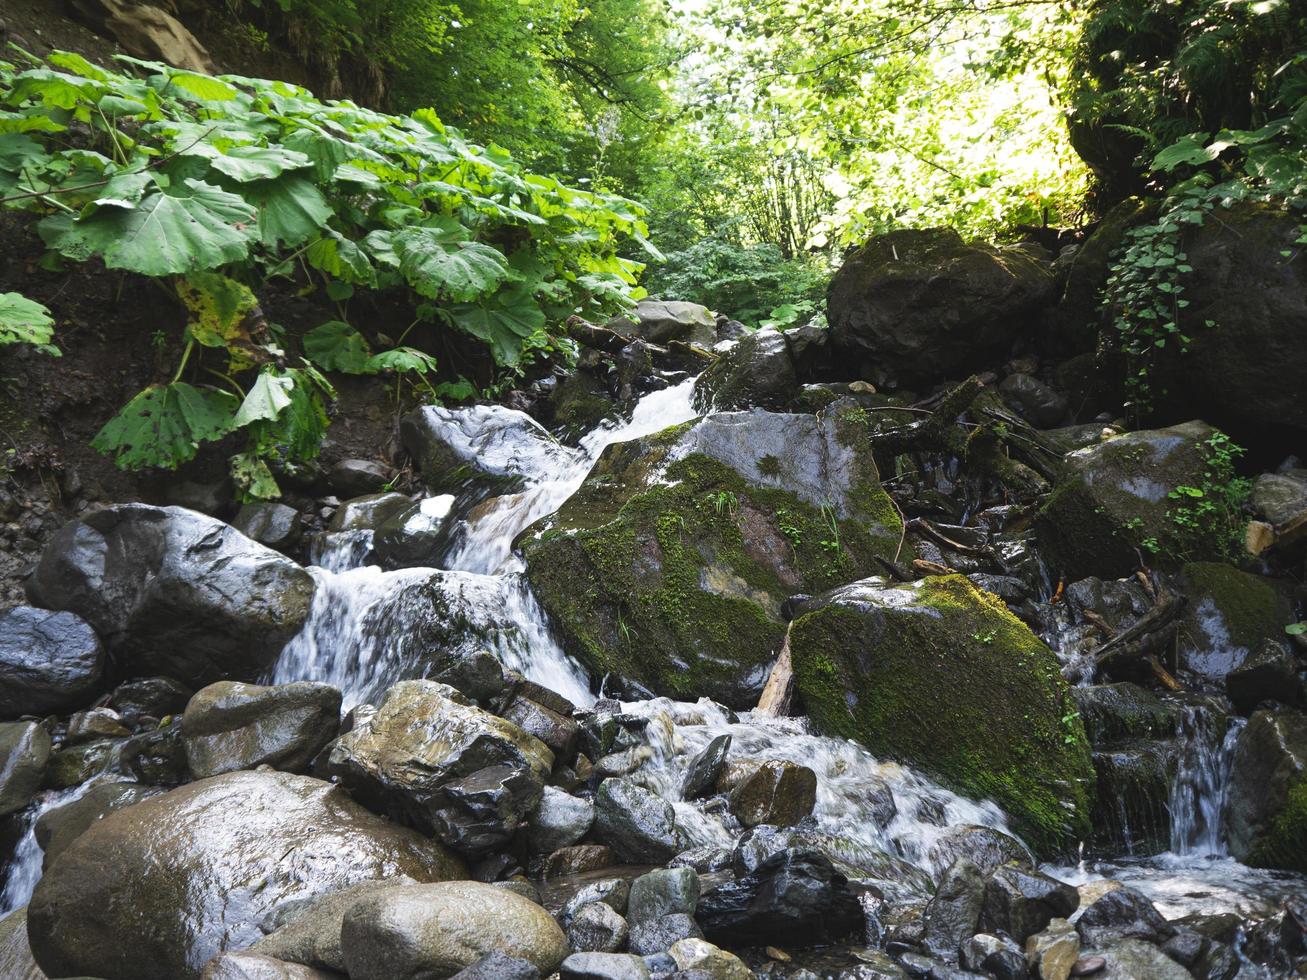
[1036,420,1231,579]
[521,412,905,707]
[1174,562,1293,682]
[1227,708,1307,872]
[788,575,1094,857]
[1071,683,1179,745]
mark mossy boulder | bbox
[521,410,905,707]
[1226,708,1307,872]
[1174,562,1293,683]
[1036,420,1230,579]
[788,575,1094,857]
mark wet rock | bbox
[523,410,903,708]
[827,227,1055,386]
[789,575,1093,856]
[979,865,1079,944]
[1069,684,1178,744]
[681,734,731,799]
[1087,938,1189,979]
[1225,707,1307,871]
[339,880,569,980]
[629,867,700,925]
[427,764,546,856]
[693,327,797,412]
[0,721,50,817]
[251,877,415,972]
[727,759,816,828]
[667,939,751,980]
[108,675,193,724]
[1074,886,1175,948]
[561,952,651,980]
[960,933,1028,980]
[731,825,933,902]
[922,859,986,962]
[27,770,464,980]
[400,404,574,493]
[530,785,595,853]
[695,848,862,947]
[1036,422,1231,578]
[0,607,105,718]
[895,950,987,978]
[560,877,631,927]
[328,459,391,497]
[231,502,301,551]
[429,649,507,704]
[200,951,340,979]
[118,721,189,785]
[451,951,541,980]
[64,706,130,746]
[0,908,50,980]
[26,505,316,686]
[927,825,1035,876]
[44,737,115,788]
[569,902,630,953]
[629,914,702,956]
[1158,929,1238,980]
[543,844,616,878]
[372,497,458,568]
[181,681,341,778]
[1000,374,1068,428]
[1024,918,1078,980]
[1086,739,1176,857]
[326,680,552,840]
[609,301,716,347]
[1251,471,1307,546]
[593,777,685,863]
[1226,640,1304,714]
[328,492,412,532]
[502,695,581,761]
[1173,562,1293,684]
[35,781,162,866]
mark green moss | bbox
[789,575,1094,857]
[757,454,782,477]
[1248,771,1307,873]
[1180,562,1287,649]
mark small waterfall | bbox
[1169,705,1243,857]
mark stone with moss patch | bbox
[1227,708,1307,872]
[1174,562,1293,683]
[521,411,905,707]
[788,574,1094,857]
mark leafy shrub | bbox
[0,50,651,497]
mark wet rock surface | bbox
[0,606,104,718]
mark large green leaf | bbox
[201,144,313,182]
[450,284,547,365]
[366,347,437,374]
[306,232,375,284]
[390,225,511,302]
[39,178,258,274]
[234,370,293,427]
[245,367,332,460]
[91,382,238,469]
[0,292,56,347]
[303,320,374,374]
[243,174,334,247]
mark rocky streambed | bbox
[3,231,1307,980]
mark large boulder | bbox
[692,327,797,412]
[607,300,716,347]
[592,777,685,863]
[35,781,163,866]
[1172,563,1292,683]
[26,505,316,686]
[1036,421,1232,579]
[340,881,569,979]
[325,680,551,849]
[0,908,46,980]
[0,607,105,718]
[0,721,51,817]
[789,575,1094,855]
[522,410,903,707]
[1226,708,1307,872]
[827,227,1055,386]
[27,770,464,980]
[181,681,342,778]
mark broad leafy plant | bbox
[0,50,653,497]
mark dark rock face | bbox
[400,403,573,493]
[927,825,1035,876]
[1173,563,1293,684]
[231,502,302,551]
[251,877,416,972]
[181,681,342,778]
[328,458,392,497]
[35,780,163,866]
[694,848,862,947]
[826,227,1055,386]
[593,777,685,863]
[0,720,51,817]
[681,734,731,800]
[977,864,1079,944]
[372,498,457,569]
[0,606,105,718]
[339,881,569,980]
[1226,708,1307,872]
[28,770,465,980]
[1227,642,1304,714]
[998,373,1068,428]
[921,859,986,961]
[529,785,594,854]
[1074,886,1176,948]
[607,300,716,347]
[427,764,546,856]
[727,759,816,828]
[693,327,797,412]
[26,505,316,687]
[328,492,413,533]
[109,675,194,723]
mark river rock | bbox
[681,734,730,799]
[0,607,105,718]
[1226,641,1304,714]
[1070,683,1178,744]
[695,848,862,947]
[560,878,631,927]
[543,844,615,877]
[1074,886,1175,948]
[1087,938,1190,979]
[568,902,630,953]
[629,867,700,925]
[608,300,716,346]
[978,865,1079,944]
[789,575,1093,856]
[181,681,341,778]
[109,675,193,723]
[329,458,391,496]
[328,492,412,532]
[501,694,580,761]
[561,952,651,980]
[529,786,594,853]
[960,933,1027,979]
[231,502,301,551]
[200,951,339,979]
[326,680,552,841]
[1172,563,1293,683]
[251,877,416,972]
[727,759,816,827]
[34,780,162,865]
[0,908,46,980]
[922,859,986,962]
[826,227,1055,386]
[65,707,130,745]
[451,951,540,980]
[693,326,797,412]
[27,770,464,980]
[372,496,458,568]
[629,913,703,956]
[1225,707,1307,871]
[1024,918,1079,980]
[426,763,546,856]
[0,721,50,817]
[667,939,752,980]
[340,880,569,979]
[400,404,575,493]
[927,825,1035,876]
[522,409,903,707]
[593,777,685,863]
[999,373,1068,428]
[1036,421,1232,578]
[25,505,316,686]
